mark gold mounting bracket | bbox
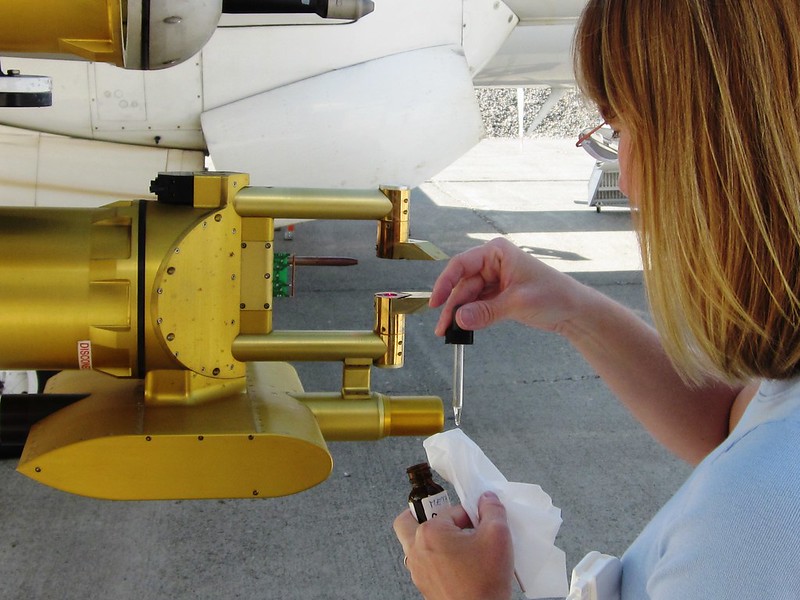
[376,187,448,260]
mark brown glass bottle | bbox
[407,462,451,523]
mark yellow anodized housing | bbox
[1,172,444,500]
[0,0,124,65]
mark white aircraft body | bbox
[0,0,588,209]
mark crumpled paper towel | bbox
[424,429,568,599]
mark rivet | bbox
[198,435,204,441]
[167,267,176,275]
[252,490,259,496]
[212,368,220,376]
[167,333,175,341]
[215,214,222,222]
[34,467,41,473]
[264,273,271,279]
[240,303,246,309]
[145,436,152,442]
[164,15,182,24]
[157,288,163,294]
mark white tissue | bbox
[424,429,569,599]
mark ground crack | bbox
[472,208,509,235]
[517,374,601,385]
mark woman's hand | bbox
[430,237,589,337]
[393,491,515,600]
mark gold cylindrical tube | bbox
[0,204,139,375]
[231,331,387,362]
[0,0,123,65]
[233,187,392,220]
[295,393,444,440]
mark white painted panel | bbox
[92,66,148,122]
[164,149,207,172]
[504,0,588,23]
[473,24,578,87]
[202,0,463,110]
[202,46,483,189]
[0,58,94,138]
[0,57,205,149]
[140,55,204,131]
[89,57,204,149]
[34,136,204,207]
[0,126,203,209]
[0,126,39,206]
[463,0,518,76]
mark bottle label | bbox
[409,490,451,523]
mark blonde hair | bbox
[575,0,800,383]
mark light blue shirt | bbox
[621,377,800,599]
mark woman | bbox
[394,1,800,598]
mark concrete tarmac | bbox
[0,139,690,599]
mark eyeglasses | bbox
[576,121,619,162]
[576,120,609,148]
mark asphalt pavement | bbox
[0,138,689,600]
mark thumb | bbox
[458,300,502,331]
[476,491,508,525]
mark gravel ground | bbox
[476,87,599,139]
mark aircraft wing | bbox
[0,0,586,207]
